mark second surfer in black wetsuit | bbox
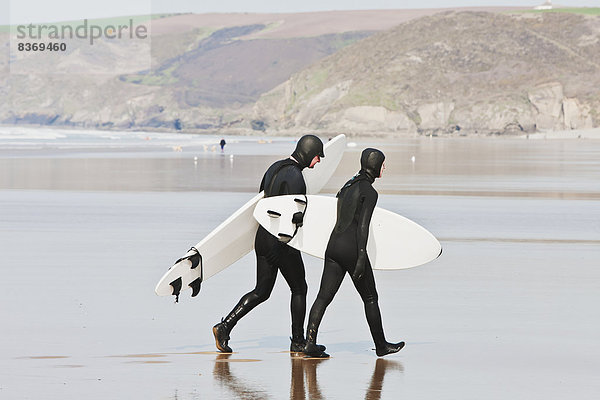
[303,148,405,358]
[213,135,327,353]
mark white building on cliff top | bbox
[534,1,553,10]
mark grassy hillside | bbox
[123,28,370,107]
[254,11,600,135]
[521,8,600,16]
[0,12,376,130]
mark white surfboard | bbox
[253,195,442,270]
[155,134,347,300]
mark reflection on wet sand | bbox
[213,353,269,400]
[290,354,327,400]
[365,359,404,400]
[211,353,404,399]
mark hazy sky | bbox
[3,0,599,24]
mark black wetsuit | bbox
[237,158,308,339]
[214,135,325,352]
[305,148,403,357]
[306,174,383,342]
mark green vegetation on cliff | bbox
[255,11,600,135]
[521,8,600,16]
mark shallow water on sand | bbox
[1,127,599,199]
[1,128,599,399]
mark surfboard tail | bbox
[168,247,204,302]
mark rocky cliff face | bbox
[254,11,600,136]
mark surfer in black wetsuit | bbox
[303,148,405,358]
[213,135,326,353]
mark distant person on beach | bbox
[220,138,226,152]
[303,148,405,358]
[213,135,327,353]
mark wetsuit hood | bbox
[359,148,385,182]
[291,135,325,169]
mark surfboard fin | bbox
[188,248,201,270]
[175,247,201,269]
[170,277,182,303]
[189,278,202,297]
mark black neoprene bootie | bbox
[302,328,329,357]
[290,336,327,352]
[212,320,233,353]
[290,336,306,352]
[303,342,330,358]
[375,341,405,357]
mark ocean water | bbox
[1,127,599,399]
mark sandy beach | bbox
[1,127,599,399]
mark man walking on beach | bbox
[213,135,325,353]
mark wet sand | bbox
[1,128,599,399]
[1,127,599,199]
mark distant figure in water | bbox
[220,138,226,152]
[303,148,405,358]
